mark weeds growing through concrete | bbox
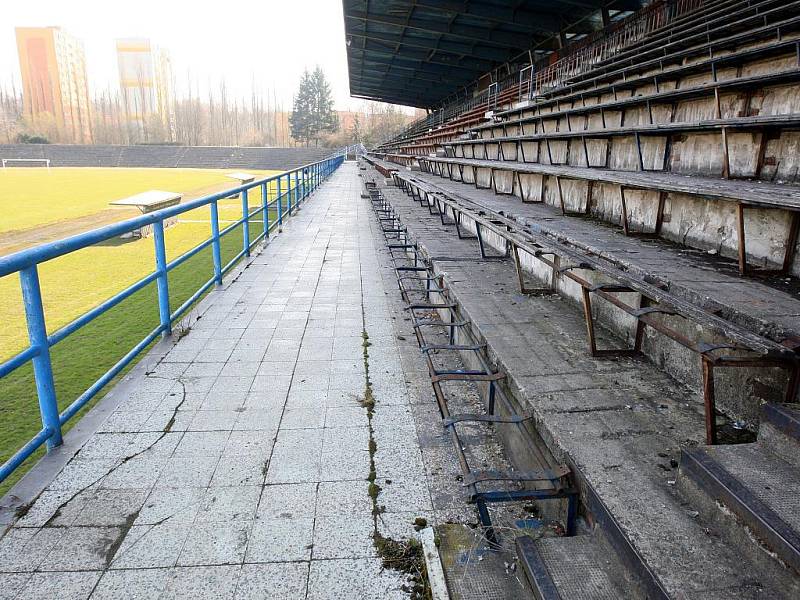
[360,328,431,599]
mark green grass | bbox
[0,168,310,497]
[0,167,268,233]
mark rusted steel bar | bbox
[390,170,800,446]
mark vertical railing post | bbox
[291,170,296,206]
[284,173,289,216]
[241,187,250,257]
[278,175,284,226]
[210,201,222,285]
[20,265,63,449]
[288,171,293,213]
[261,182,269,241]
[153,221,172,337]
[295,170,301,208]
[275,177,281,232]
[291,171,296,213]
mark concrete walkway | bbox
[0,163,436,599]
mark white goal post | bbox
[1,158,51,170]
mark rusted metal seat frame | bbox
[422,152,800,277]
[370,183,576,542]
[395,171,800,445]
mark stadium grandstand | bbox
[351,0,800,597]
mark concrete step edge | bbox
[680,445,800,574]
[516,536,563,600]
[761,403,800,444]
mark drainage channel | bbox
[364,176,576,549]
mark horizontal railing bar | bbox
[247,206,264,219]
[0,183,259,276]
[250,230,266,249]
[48,271,160,347]
[0,346,41,379]
[222,248,247,275]
[0,427,54,483]
[165,237,215,273]
[220,218,244,237]
[59,323,164,425]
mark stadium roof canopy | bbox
[343,0,644,108]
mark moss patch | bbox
[360,328,431,599]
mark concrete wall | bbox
[0,144,333,171]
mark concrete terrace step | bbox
[760,403,800,467]
[367,161,800,598]
[516,534,645,600]
[403,169,800,348]
[680,441,800,575]
[421,156,800,211]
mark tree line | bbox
[0,80,291,147]
[0,67,416,148]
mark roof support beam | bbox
[346,29,511,62]
[410,1,566,32]
[352,40,494,72]
[347,52,481,77]
[351,82,440,103]
[351,92,430,109]
[346,10,532,48]
[349,72,460,92]
[350,68,461,88]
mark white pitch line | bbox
[178,219,240,225]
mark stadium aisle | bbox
[0,163,432,599]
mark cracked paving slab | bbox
[0,163,464,599]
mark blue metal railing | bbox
[0,151,346,482]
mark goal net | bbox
[1,158,51,170]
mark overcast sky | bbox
[0,0,406,112]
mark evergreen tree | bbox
[290,67,339,146]
[311,66,339,144]
[349,113,362,145]
[289,69,314,146]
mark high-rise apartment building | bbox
[116,38,175,140]
[15,26,93,143]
